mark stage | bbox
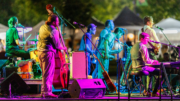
[0,92,180,101]
[0,76,180,101]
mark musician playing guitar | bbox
[131,32,164,97]
[37,15,67,98]
[138,16,161,93]
[138,16,161,60]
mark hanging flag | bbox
[136,0,148,6]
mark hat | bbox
[87,23,97,32]
[88,23,97,29]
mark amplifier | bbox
[68,79,106,98]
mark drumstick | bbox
[18,34,32,47]
[25,34,32,42]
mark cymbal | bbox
[28,44,36,46]
[29,39,39,42]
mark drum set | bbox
[17,38,42,79]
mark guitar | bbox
[148,41,159,55]
[46,4,70,89]
[93,54,117,92]
[141,28,159,55]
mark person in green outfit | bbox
[0,16,30,70]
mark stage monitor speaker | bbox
[0,72,30,95]
[72,52,87,79]
[68,79,106,98]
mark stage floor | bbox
[0,93,180,101]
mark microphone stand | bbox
[77,25,103,58]
[77,24,103,78]
[53,7,75,29]
[159,29,179,60]
[151,41,180,49]
[159,29,177,99]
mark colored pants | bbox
[38,51,55,95]
[97,51,109,79]
[141,66,164,94]
[6,49,30,59]
[0,49,30,70]
[87,54,91,75]
[142,48,157,90]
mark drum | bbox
[17,72,34,79]
[18,61,33,72]
[29,48,39,62]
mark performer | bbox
[79,23,97,75]
[96,20,122,79]
[138,16,161,92]
[0,16,30,70]
[93,20,114,79]
[131,32,164,96]
[37,15,67,98]
[138,16,161,60]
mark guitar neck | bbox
[93,54,106,72]
[148,41,155,49]
[57,26,65,47]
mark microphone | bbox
[73,21,85,27]
[149,40,160,44]
[17,23,25,28]
[154,25,163,30]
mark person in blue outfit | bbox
[96,24,124,79]
[79,23,97,75]
[92,20,114,78]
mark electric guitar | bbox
[93,54,117,92]
[148,41,159,55]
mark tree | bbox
[12,0,64,26]
[92,0,134,23]
[136,0,180,23]
[0,0,16,26]
[62,0,95,27]
[61,0,95,50]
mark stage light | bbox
[75,29,79,33]
[127,33,134,40]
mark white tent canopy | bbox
[25,20,46,40]
[155,18,180,44]
[156,18,180,29]
[25,20,72,40]
[0,23,8,39]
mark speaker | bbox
[72,52,87,79]
[68,79,106,98]
[1,72,30,95]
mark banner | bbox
[136,0,148,6]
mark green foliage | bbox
[0,0,16,26]
[92,0,134,23]
[0,0,94,27]
[61,0,95,28]
[136,0,180,23]
[12,0,64,26]
[1,0,180,27]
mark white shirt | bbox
[138,25,161,48]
